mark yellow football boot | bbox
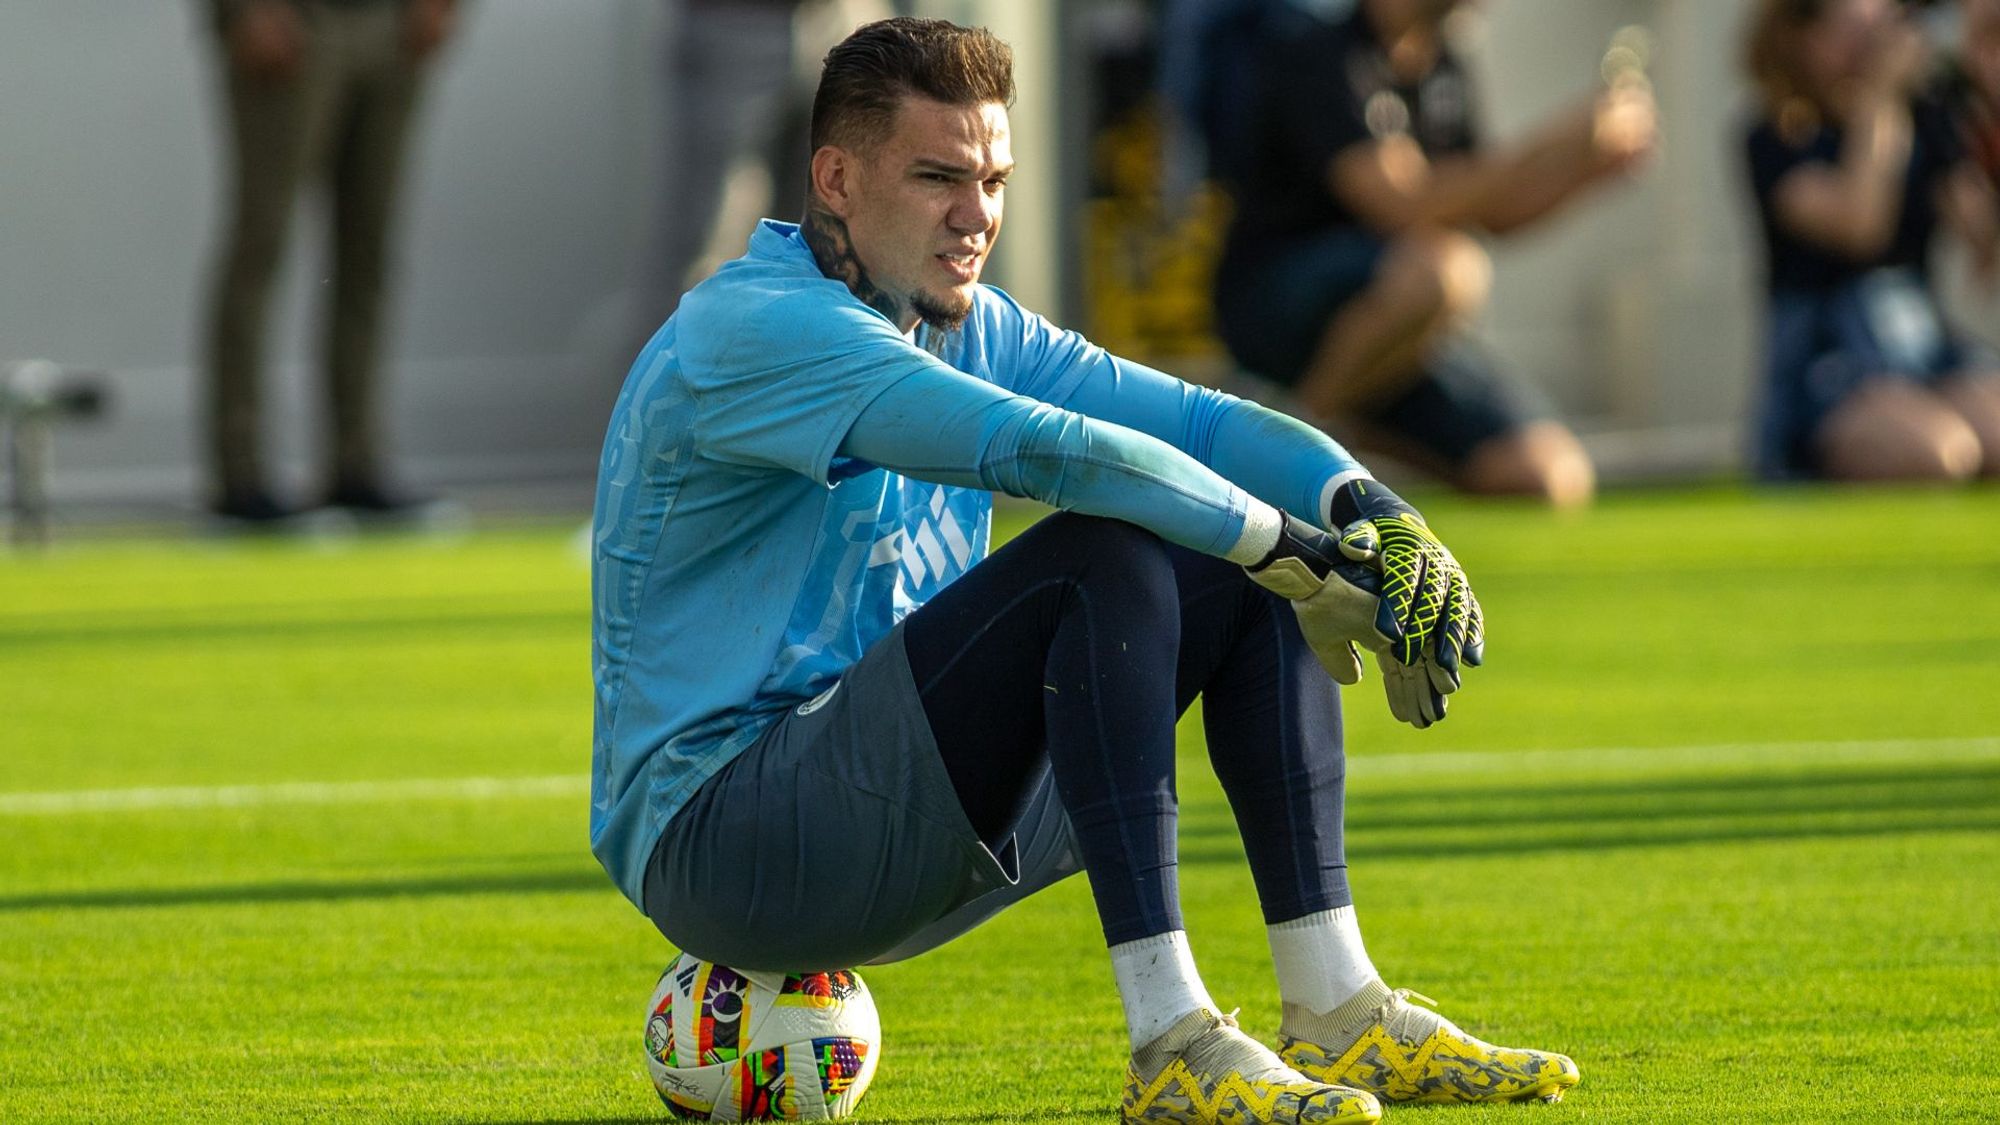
[1278,982,1580,1105]
[1122,1007,1381,1124]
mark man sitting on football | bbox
[591,17,1575,1123]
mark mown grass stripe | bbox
[1352,735,2000,778]
[0,774,584,815]
[5,736,1995,816]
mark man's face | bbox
[836,97,1012,331]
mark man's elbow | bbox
[1780,193,1898,262]
[1824,217,1897,262]
[1473,207,1530,237]
[1340,191,1434,235]
[976,403,1084,502]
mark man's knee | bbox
[1460,422,1597,508]
[1036,513,1176,572]
[1025,513,1191,624]
[1374,229,1492,324]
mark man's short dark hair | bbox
[810,18,1015,153]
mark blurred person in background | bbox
[1205,0,1656,508]
[1939,0,2000,188]
[629,0,890,346]
[201,0,456,523]
[1743,0,2000,482]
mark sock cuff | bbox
[1110,929,1189,955]
[1267,905,1356,934]
[1280,978,1393,1047]
[1131,1007,1223,1077]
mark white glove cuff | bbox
[1225,499,1285,566]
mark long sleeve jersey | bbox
[589,219,1361,907]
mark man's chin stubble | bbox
[911,290,973,333]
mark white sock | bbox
[1110,930,1216,1051]
[1267,905,1380,1017]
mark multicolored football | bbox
[643,954,881,1121]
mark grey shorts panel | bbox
[642,623,1081,971]
[865,760,1081,965]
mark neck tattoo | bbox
[802,199,908,328]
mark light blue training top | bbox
[590,219,1362,909]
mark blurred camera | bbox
[1,360,108,420]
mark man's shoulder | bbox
[953,283,1064,360]
[680,224,829,327]
[677,227,896,366]
[965,281,1031,329]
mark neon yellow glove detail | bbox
[1327,480,1485,729]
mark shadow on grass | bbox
[456,1109,1108,1125]
[865,1109,1108,1123]
[453,1119,659,1125]
[0,867,609,913]
[1181,760,2000,865]
[1180,761,2000,839]
[1355,809,2000,860]
[15,766,1996,911]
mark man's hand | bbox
[1327,478,1484,695]
[1592,25,1659,178]
[1244,508,1473,729]
[227,0,305,83]
[1243,514,1379,688]
[405,0,457,61]
[1589,84,1658,177]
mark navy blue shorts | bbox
[1757,269,1996,478]
[1214,229,1544,466]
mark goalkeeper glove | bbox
[1326,477,1484,695]
[1244,513,1448,727]
[1243,512,1379,687]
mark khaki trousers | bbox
[204,0,426,497]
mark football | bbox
[643,954,881,1121]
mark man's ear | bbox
[810,145,858,220]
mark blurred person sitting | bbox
[1939,0,2000,190]
[1743,0,2000,482]
[1208,0,1655,508]
[202,0,456,522]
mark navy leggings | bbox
[900,512,1353,945]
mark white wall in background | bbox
[8,1,1991,503]
[0,1,666,506]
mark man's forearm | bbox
[1339,87,1652,237]
[839,365,1284,565]
[1053,355,1366,530]
[1334,131,1590,236]
[1463,110,1610,234]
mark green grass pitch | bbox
[4,486,1998,1123]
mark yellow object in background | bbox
[1083,102,1233,383]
